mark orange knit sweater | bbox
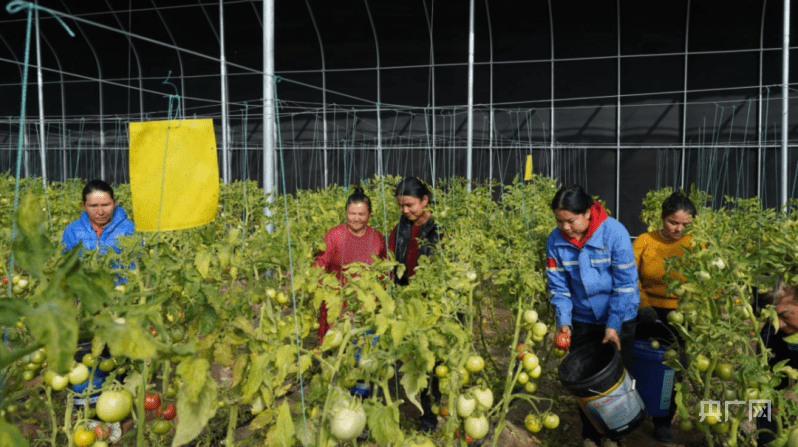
[633,230,691,309]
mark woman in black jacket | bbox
[388,177,442,432]
[388,177,440,286]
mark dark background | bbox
[0,0,797,234]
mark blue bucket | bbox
[629,340,674,418]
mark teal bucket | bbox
[559,343,646,437]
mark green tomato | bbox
[693,354,711,372]
[531,322,547,337]
[714,363,733,381]
[96,390,133,423]
[68,363,90,385]
[525,414,542,433]
[82,354,98,368]
[522,310,538,325]
[151,420,172,435]
[543,413,560,429]
[99,358,116,372]
[51,374,69,391]
[667,311,684,325]
[30,350,46,364]
[465,355,485,373]
[464,414,489,440]
[521,353,539,371]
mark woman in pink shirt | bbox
[314,186,387,343]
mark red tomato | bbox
[157,403,177,420]
[144,393,161,411]
[555,332,571,350]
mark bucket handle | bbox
[588,379,636,398]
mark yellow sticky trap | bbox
[129,119,219,231]
[524,155,533,180]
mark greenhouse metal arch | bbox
[0,0,797,235]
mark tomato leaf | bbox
[399,361,429,415]
[194,249,212,279]
[0,418,29,447]
[365,400,404,446]
[242,354,268,402]
[232,354,248,388]
[103,318,159,361]
[213,338,233,366]
[0,299,24,326]
[264,401,295,447]
[24,300,78,374]
[11,194,53,281]
[249,408,275,431]
[65,269,112,315]
[172,358,218,447]
[198,306,217,335]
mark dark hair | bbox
[345,186,372,214]
[394,177,431,201]
[550,185,593,214]
[661,191,696,219]
[82,179,115,202]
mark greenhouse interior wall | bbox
[1,0,798,236]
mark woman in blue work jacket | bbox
[62,179,135,284]
[545,185,639,447]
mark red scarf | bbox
[560,202,608,249]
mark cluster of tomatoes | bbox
[144,393,177,435]
[430,355,493,442]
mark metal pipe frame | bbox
[264,0,275,230]
[681,0,691,192]
[39,33,67,182]
[422,0,436,187]
[35,3,46,185]
[220,0,230,183]
[485,0,493,185]
[616,0,621,217]
[304,0,328,187]
[103,0,144,121]
[151,0,186,118]
[547,0,555,180]
[466,0,475,190]
[60,0,105,181]
[782,0,790,207]
[363,0,382,178]
[759,0,768,198]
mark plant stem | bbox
[46,387,57,447]
[224,401,238,447]
[136,360,149,447]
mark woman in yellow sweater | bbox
[633,191,695,442]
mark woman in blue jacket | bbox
[545,185,639,447]
[62,180,135,254]
[62,180,135,285]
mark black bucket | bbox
[558,343,646,438]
